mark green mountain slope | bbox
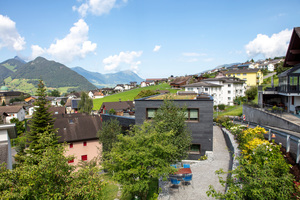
[12,57,97,92]
[0,65,14,83]
[0,56,26,72]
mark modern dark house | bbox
[258,27,300,114]
[135,93,213,160]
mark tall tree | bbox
[27,80,55,159]
[98,118,121,159]
[104,122,177,199]
[152,99,192,161]
[49,89,60,97]
[245,86,257,101]
[78,92,93,114]
[0,127,106,199]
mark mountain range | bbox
[71,67,144,88]
[0,56,144,94]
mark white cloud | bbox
[182,52,207,57]
[187,58,198,63]
[0,15,25,51]
[73,0,128,17]
[153,45,161,52]
[245,29,292,59]
[30,19,97,63]
[103,51,142,73]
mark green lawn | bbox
[213,104,243,117]
[93,83,180,110]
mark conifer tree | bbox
[27,80,55,158]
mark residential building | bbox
[114,84,125,92]
[0,88,26,105]
[88,90,104,99]
[0,124,17,169]
[140,81,149,87]
[54,113,102,166]
[182,77,246,105]
[258,27,300,114]
[135,93,213,160]
[225,68,263,86]
[99,101,134,116]
[170,76,193,88]
[0,106,25,123]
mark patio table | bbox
[174,168,192,175]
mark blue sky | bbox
[0,0,300,79]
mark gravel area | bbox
[159,126,231,200]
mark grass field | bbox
[93,83,181,110]
[213,104,243,117]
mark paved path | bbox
[159,126,231,200]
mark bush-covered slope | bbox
[12,57,97,91]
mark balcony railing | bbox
[278,84,300,93]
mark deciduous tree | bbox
[104,122,177,199]
[78,91,93,114]
[152,99,192,161]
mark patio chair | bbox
[183,164,190,168]
[170,164,177,168]
[170,178,181,191]
[182,174,193,188]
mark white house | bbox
[114,85,125,92]
[0,106,26,123]
[0,124,17,169]
[140,81,149,87]
[182,77,246,106]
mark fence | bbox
[232,117,300,164]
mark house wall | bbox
[5,109,25,123]
[135,99,213,160]
[288,96,300,113]
[184,83,245,106]
[0,130,12,169]
[64,139,102,166]
[227,71,263,86]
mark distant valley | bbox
[0,56,144,94]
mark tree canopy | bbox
[104,122,177,199]
[152,99,192,161]
[78,91,93,114]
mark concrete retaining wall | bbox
[243,105,300,133]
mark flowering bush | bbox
[239,127,265,149]
[207,124,296,199]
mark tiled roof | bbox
[0,106,23,113]
[54,113,101,143]
[100,101,134,112]
[182,82,221,87]
[48,106,66,115]
[225,68,260,74]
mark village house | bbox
[135,93,213,160]
[0,87,27,105]
[258,27,300,114]
[53,113,102,166]
[99,101,134,116]
[88,90,104,99]
[0,106,26,123]
[140,81,150,87]
[114,84,125,92]
[169,76,193,88]
[225,68,263,86]
[182,77,246,105]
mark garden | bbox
[208,116,300,199]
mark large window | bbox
[146,108,157,119]
[184,109,199,121]
[189,144,200,154]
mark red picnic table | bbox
[174,168,192,175]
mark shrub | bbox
[215,116,230,125]
[218,104,225,110]
[108,108,116,115]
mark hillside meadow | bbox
[93,83,180,110]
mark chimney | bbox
[119,98,121,102]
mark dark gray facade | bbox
[135,96,213,160]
